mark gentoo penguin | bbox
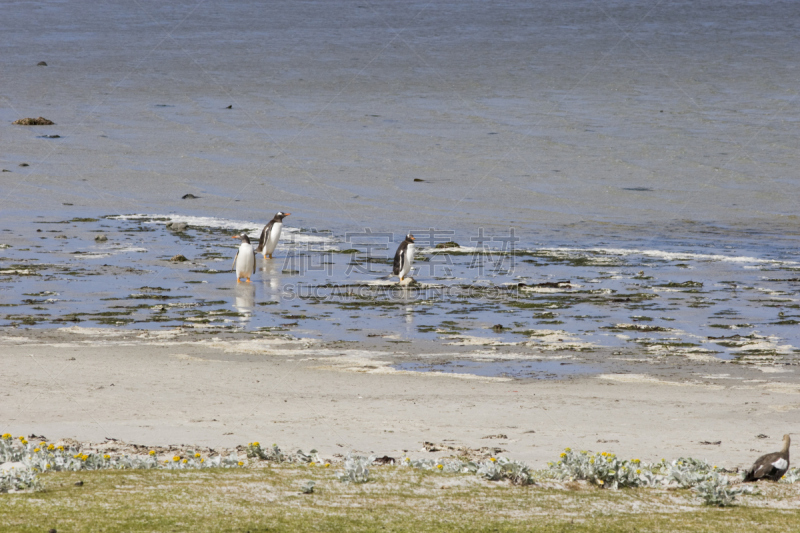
[231,234,256,283]
[255,211,290,259]
[392,234,415,282]
[743,434,790,482]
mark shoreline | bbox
[3,327,798,470]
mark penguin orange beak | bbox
[284,213,291,217]
[231,235,239,239]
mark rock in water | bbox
[181,193,199,200]
[170,254,188,262]
[37,61,47,66]
[167,222,188,232]
[94,234,108,242]
[13,117,55,126]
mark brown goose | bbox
[743,434,790,482]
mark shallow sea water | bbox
[1,213,798,369]
[2,1,799,376]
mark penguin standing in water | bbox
[231,233,256,283]
[255,211,290,259]
[392,233,415,282]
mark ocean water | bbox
[2,1,799,374]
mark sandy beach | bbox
[2,0,800,486]
[3,327,798,469]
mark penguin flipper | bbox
[232,251,239,271]
[252,252,257,274]
[255,221,274,253]
[392,249,404,276]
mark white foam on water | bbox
[547,247,797,266]
[108,214,334,244]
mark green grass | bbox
[2,466,799,532]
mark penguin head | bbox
[406,234,415,242]
[275,211,291,220]
[232,233,251,244]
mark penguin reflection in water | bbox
[393,234,416,283]
[255,211,290,259]
[232,233,256,283]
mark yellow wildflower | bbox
[33,448,40,453]
[564,447,571,452]
[560,452,566,458]
[598,479,604,485]
[590,459,595,464]
[324,463,330,468]
[182,459,188,464]
[47,444,54,451]
[46,464,51,469]
[173,456,180,462]
[490,457,497,462]
[103,454,110,460]
[636,469,641,474]
[39,442,46,447]
[309,462,316,467]
[18,436,25,441]
[149,450,156,456]
[195,453,201,458]
[437,464,443,470]
[238,461,244,466]
[1,433,11,440]
[73,454,81,459]
[200,458,205,463]
[253,441,260,447]
[57,446,64,451]
[81,454,88,461]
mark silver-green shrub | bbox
[337,453,374,483]
[549,449,649,489]
[696,472,752,507]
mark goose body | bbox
[255,211,290,259]
[232,234,256,283]
[743,434,790,482]
[392,234,416,282]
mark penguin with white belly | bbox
[255,211,290,259]
[392,234,415,283]
[232,233,256,283]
